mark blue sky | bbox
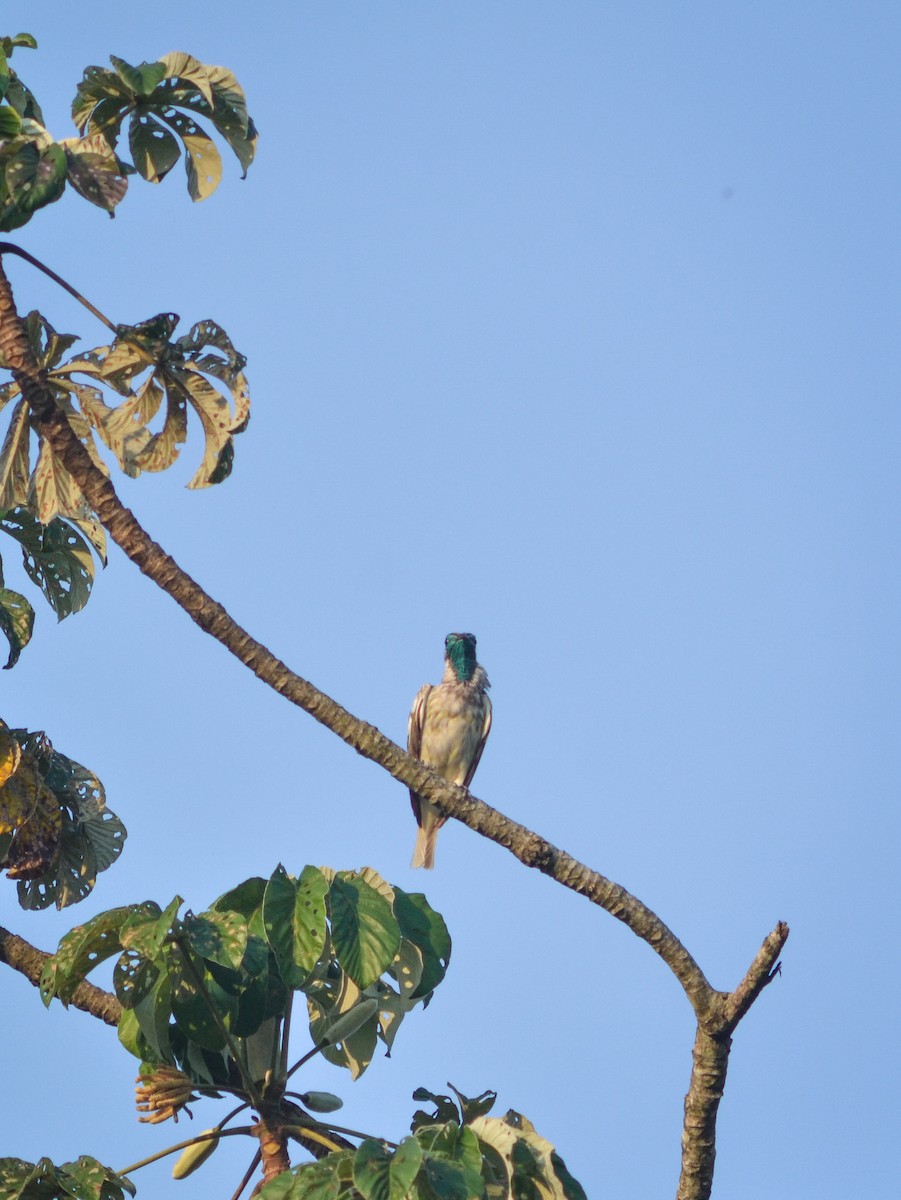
[3,3,899,1197]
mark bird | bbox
[407,632,492,869]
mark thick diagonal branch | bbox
[0,258,715,1013]
[0,256,789,1200]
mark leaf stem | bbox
[284,1039,328,1082]
[229,1148,261,1200]
[0,243,118,333]
[116,1124,254,1176]
[278,995,293,1085]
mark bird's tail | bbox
[411,798,441,870]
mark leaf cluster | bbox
[0,38,257,229]
[0,720,125,909]
[39,865,451,1090]
[258,1088,587,1200]
[0,306,249,665]
[0,1154,133,1200]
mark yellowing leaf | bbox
[0,728,22,787]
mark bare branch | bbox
[723,921,790,1030]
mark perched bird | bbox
[407,632,492,869]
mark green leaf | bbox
[415,1125,485,1200]
[60,1155,136,1199]
[168,964,226,1052]
[131,968,176,1063]
[0,508,98,619]
[185,908,248,970]
[263,864,328,988]
[71,65,134,139]
[411,1089,461,1132]
[113,948,159,1010]
[128,111,180,182]
[447,1085,497,1125]
[258,1155,351,1200]
[61,133,128,213]
[40,905,135,1004]
[0,585,32,667]
[392,889,451,1000]
[4,34,39,53]
[4,75,44,123]
[329,875,401,990]
[0,1156,135,1200]
[213,875,266,925]
[0,106,22,136]
[4,140,66,214]
[110,55,166,97]
[354,1138,423,1200]
[120,896,180,959]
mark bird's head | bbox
[445,632,478,681]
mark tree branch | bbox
[0,255,789,1200]
[0,924,122,1026]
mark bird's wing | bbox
[461,693,492,789]
[407,684,432,823]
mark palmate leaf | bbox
[59,132,128,214]
[468,1116,588,1200]
[72,51,256,201]
[1,506,103,619]
[0,1156,135,1200]
[64,314,250,487]
[2,38,44,123]
[1,723,126,910]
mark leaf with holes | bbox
[0,584,32,667]
[392,889,451,1000]
[128,111,180,183]
[3,787,61,881]
[39,905,135,1005]
[73,51,255,201]
[3,139,66,216]
[1,507,99,619]
[185,909,248,971]
[0,1157,135,1200]
[60,132,128,213]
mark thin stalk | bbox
[278,995,294,1085]
[285,1040,328,1082]
[280,1111,394,1147]
[117,1125,255,1176]
[229,1149,262,1200]
[0,243,118,333]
